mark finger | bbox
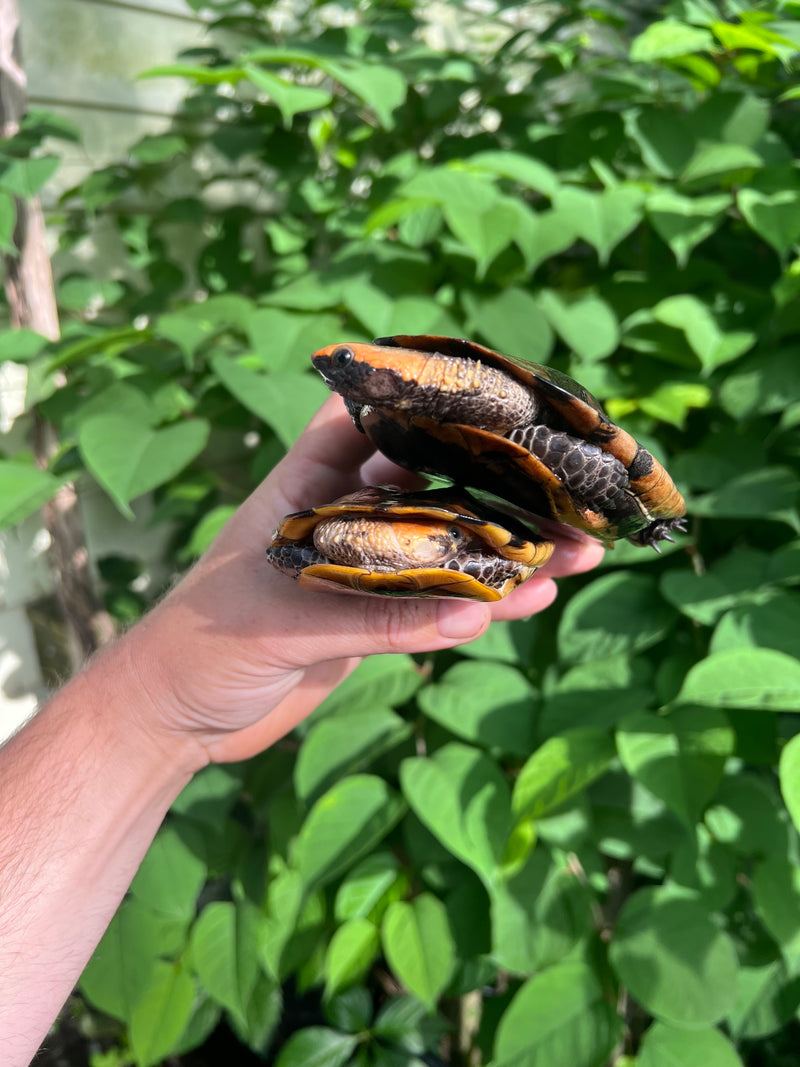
[256,568,492,666]
[228,397,376,541]
[270,395,377,513]
[487,576,558,621]
[359,452,423,490]
[538,534,606,578]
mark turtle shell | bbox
[312,335,686,548]
[266,486,554,601]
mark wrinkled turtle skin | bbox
[312,334,687,548]
[266,486,554,601]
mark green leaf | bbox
[710,594,800,658]
[259,867,304,981]
[401,744,512,884]
[211,357,329,447]
[246,309,342,370]
[324,919,380,998]
[466,150,559,197]
[668,826,738,912]
[680,143,763,186]
[130,824,207,921]
[0,154,59,197]
[718,349,800,420]
[322,60,406,130]
[638,1022,744,1067]
[295,708,411,803]
[512,728,616,821]
[678,649,800,711]
[229,973,282,1053]
[0,327,48,362]
[512,203,578,273]
[242,65,332,126]
[558,572,676,665]
[728,959,800,1041]
[78,414,209,518]
[609,887,739,1027]
[0,190,16,253]
[630,21,715,62]
[311,654,423,719]
[652,294,755,372]
[638,381,712,427]
[401,169,517,275]
[191,901,261,1020]
[155,295,254,360]
[691,467,799,523]
[616,707,735,826]
[382,895,456,1009]
[417,660,538,756]
[140,63,243,85]
[626,109,696,179]
[752,857,800,963]
[647,190,731,267]
[493,961,620,1067]
[294,775,405,892]
[779,734,800,837]
[555,185,645,265]
[325,987,373,1034]
[335,852,404,923]
[445,196,521,277]
[705,776,789,858]
[274,1026,357,1067]
[712,20,799,59]
[81,898,187,1021]
[182,505,238,558]
[129,960,196,1067]
[538,290,619,362]
[130,134,187,164]
[0,460,60,530]
[539,655,653,736]
[465,287,553,364]
[490,850,595,973]
[738,188,800,260]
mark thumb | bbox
[434,601,492,644]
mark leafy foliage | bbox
[4,0,800,1062]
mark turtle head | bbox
[312,342,423,406]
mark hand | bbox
[121,396,605,769]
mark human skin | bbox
[0,396,604,1064]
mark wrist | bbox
[72,627,209,786]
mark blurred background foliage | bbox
[4,0,800,1063]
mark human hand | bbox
[119,396,605,771]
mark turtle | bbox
[312,334,687,548]
[266,485,554,601]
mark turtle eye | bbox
[448,526,464,540]
[331,346,355,368]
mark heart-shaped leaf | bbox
[647,190,730,266]
[739,187,800,260]
[616,707,735,825]
[78,414,209,517]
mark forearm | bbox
[0,639,200,1066]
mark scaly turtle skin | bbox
[312,335,687,548]
[266,486,554,601]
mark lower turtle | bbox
[266,485,554,601]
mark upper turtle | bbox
[312,334,686,548]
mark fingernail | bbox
[437,602,489,640]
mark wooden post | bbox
[0,0,115,666]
